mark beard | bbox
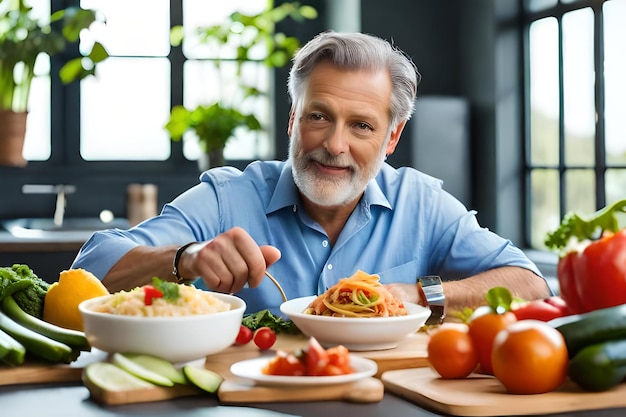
[289,130,388,207]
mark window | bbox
[22,0,271,163]
[525,0,626,249]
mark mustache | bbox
[305,148,355,170]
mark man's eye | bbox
[309,113,325,121]
[356,122,373,131]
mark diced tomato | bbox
[263,351,306,376]
[143,285,163,306]
[305,337,329,376]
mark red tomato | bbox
[143,285,163,306]
[427,323,479,379]
[512,297,570,322]
[326,345,353,374]
[234,325,253,345]
[492,320,568,394]
[253,327,277,350]
[468,311,517,375]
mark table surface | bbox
[1,382,624,417]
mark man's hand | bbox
[180,227,281,294]
[385,282,426,306]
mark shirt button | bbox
[322,240,328,247]
[327,264,333,270]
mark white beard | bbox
[289,128,388,207]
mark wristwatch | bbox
[417,275,445,325]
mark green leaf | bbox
[151,277,180,302]
[485,287,513,314]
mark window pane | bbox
[606,168,626,206]
[604,0,626,165]
[80,58,171,160]
[23,55,51,161]
[81,0,170,56]
[529,18,559,166]
[565,169,595,214]
[182,0,266,59]
[562,8,595,167]
[19,0,50,161]
[530,169,560,249]
[182,60,273,161]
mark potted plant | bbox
[164,1,317,169]
[0,0,108,167]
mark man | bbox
[72,31,550,318]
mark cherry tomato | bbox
[253,326,277,350]
[427,323,479,379]
[234,325,253,345]
[492,319,568,394]
[468,311,517,375]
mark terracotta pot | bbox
[0,110,28,167]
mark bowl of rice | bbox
[79,281,246,363]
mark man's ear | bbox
[287,109,295,137]
[385,120,407,156]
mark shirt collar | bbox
[266,161,392,214]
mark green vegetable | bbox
[1,294,90,351]
[151,276,180,302]
[182,365,223,393]
[0,264,50,319]
[549,304,626,358]
[242,309,300,334]
[0,308,78,363]
[544,198,626,253]
[568,339,626,391]
[0,328,26,366]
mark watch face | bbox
[418,276,445,325]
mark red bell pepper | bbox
[545,199,626,314]
[511,296,571,321]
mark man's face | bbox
[288,61,401,207]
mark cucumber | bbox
[0,308,78,364]
[182,365,223,393]
[568,339,626,392]
[111,353,174,387]
[0,328,26,365]
[549,304,626,357]
[1,295,91,351]
[83,362,155,391]
[119,353,186,384]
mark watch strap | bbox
[172,242,198,284]
[417,275,445,325]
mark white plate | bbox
[230,355,378,386]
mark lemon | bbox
[43,268,109,331]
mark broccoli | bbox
[0,264,50,318]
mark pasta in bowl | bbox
[280,271,431,351]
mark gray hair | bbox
[288,31,421,127]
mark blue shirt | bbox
[72,160,542,315]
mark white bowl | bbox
[79,291,246,363]
[280,296,431,351]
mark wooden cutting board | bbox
[382,367,626,416]
[0,349,108,386]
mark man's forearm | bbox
[102,245,179,293]
[443,266,551,312]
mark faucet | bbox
[22,184,77,227]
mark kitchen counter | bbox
[0,230,90,252]
[0,382,624,417]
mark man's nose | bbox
[323,126,349,155]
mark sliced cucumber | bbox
[111,353,174,387]
[120,353,186,384]
[182,365,223,393]
[83,362,155,391]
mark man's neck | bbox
[300,193,361,246]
